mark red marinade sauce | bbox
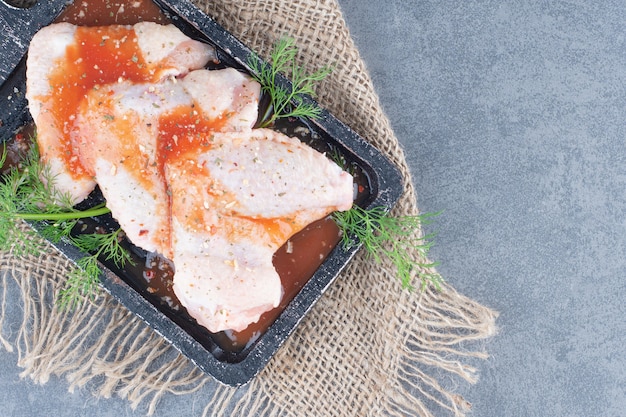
[158,107,224,159]
[44,25,153,174]
[57,0,168,26]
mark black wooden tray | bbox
[0,0,403,386]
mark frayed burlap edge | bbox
[0,1,498,416]
[0,227,210,415]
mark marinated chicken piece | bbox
[25,23,95,204]
[170,215,283,333]
[73,80,190,258]
[166,129,353,332]
[25,22,216,205]
[179,68,261,132]
[203,129,355,220]
[133,22,217,81]
[73,68,260,257]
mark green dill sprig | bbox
[1,139,131,308]
[333,205,444,291]
[58,228,132,310]
[248,37,332,127]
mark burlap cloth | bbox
[0,1,498,416]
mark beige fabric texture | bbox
[0,0,499,416]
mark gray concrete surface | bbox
[338,1,626,416]
[1,1,625,416]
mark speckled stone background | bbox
[1,1,625,416]
[338,1,625,416]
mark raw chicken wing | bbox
[25,22,216,205]
[166,129,354,332]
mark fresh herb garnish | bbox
[59,228,132,310]
[248,37,332,127]
[0,138,132,308]
[333,205,444,291]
